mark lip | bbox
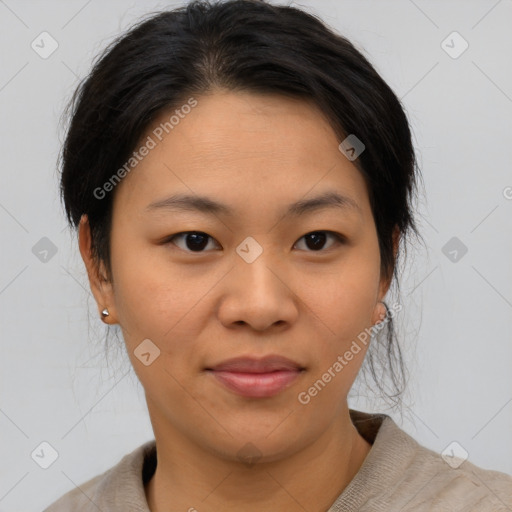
[205,355,305,398]
[206,355,304,373]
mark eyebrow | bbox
[144,191,362,218]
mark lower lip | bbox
[208,369,302,398]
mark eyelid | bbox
[164,230,346,253]
[293,231,345,252]
[165,231,221,252]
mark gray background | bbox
[0,0,511,510]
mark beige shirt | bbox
[43,409,512,511]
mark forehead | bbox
[112,90,371,221]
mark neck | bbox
[145,408,372,512]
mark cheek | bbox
[297,249,380,390]
[109,240,193,345]
[302,254,380,337]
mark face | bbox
[81,90,394,463]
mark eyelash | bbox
[164,230,346,253]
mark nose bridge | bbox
[216,234,300,331]
[234,235,280,290]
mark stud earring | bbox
[101,308,110,317]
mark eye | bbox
[294,231,345,252]
[166,231,220,252]
[165,230,345,253]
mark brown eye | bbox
[167,231,220,252]
[294,231,345,252]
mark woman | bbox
[44,0,512,510]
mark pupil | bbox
[183,232,327,252]
[186,232,208,251]
[306,232,326,250]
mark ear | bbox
[372,225,400,325]
[78,214,117,324]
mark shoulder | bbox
[400,447,512,511]
[42,440,156,512]
[343,410,512,511]
[43,472,104,512]
[374,416,512,511]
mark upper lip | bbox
[206,355,304,373]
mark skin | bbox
[79,89,399,512]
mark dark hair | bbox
[59,0,425,413]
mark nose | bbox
[217,250,299,332]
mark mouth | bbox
[205,355,306,398]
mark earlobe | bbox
[374,226,400,325]
[78,214,117,323]
[372,301,387,326]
